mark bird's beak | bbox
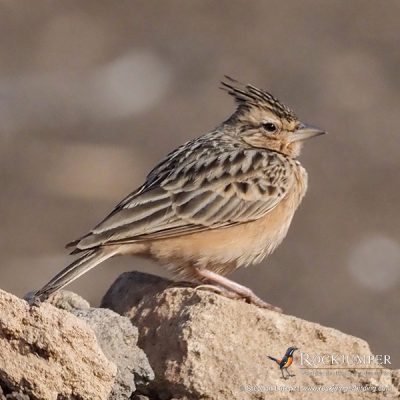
[289,123,326,142]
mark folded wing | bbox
[73,144,294,251]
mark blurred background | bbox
[1,1,399,367]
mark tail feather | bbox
[267,356,279,364]
[33,248,116,302]
[65,234,90,249]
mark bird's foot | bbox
[194,268,282,312]
[194,282,282,312]
[242,292,282,312]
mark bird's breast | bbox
[283,356,293,368]
[148,166,307,278]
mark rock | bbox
[47,289,91,311]
[0,289,116,400]
[44,289,155,399]
[0,386,30,400]
[71,307,154,400]
[131,395,150,400]
[104,272,400,400]
[23,289,90,312]
[101,271,172,318]
[23,288,154,399]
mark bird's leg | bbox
[281,369,288,380]
[287,368,295,377]
[194,268,282,312]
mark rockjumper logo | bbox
[267,347,298,379]
[299,352,391,369]
[267,348,392,380]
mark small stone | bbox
[23,289,90,312]
[47,289,91,311]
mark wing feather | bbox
[75,144,294,250]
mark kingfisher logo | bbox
[267,346,298,379]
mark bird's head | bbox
[286,347,299,356]
[221,77,325,158]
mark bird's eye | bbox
[262,122,278,133]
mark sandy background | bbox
[1,1,399,367]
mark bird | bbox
[267,346,298,379]
[31,76,325,310]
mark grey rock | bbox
[71,307,154,400]
[48,289,91,311]
[23,289,90,311]
[101,271,172,319]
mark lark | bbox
[32,77,325,311]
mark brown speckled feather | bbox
[76,136,295,249]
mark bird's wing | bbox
[279,356,289,369]
[75,143,295,250]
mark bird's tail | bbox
[32,248,117,302]
[267,356,279,364]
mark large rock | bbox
[0,289,116,400]
[103,272,399,400]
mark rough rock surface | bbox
[46,289,91,311]
[0,289,116,400]
[104,272,400,400]
[44,290,155,400]
[23,289,91,312]
[102,272,173,318]
[71,307,154,400]
[0,386,30,400]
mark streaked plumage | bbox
[33,77,325,309]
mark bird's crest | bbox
[221,76,296,121]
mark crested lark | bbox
[33,77,325,310]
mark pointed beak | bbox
[290,123,326,142]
